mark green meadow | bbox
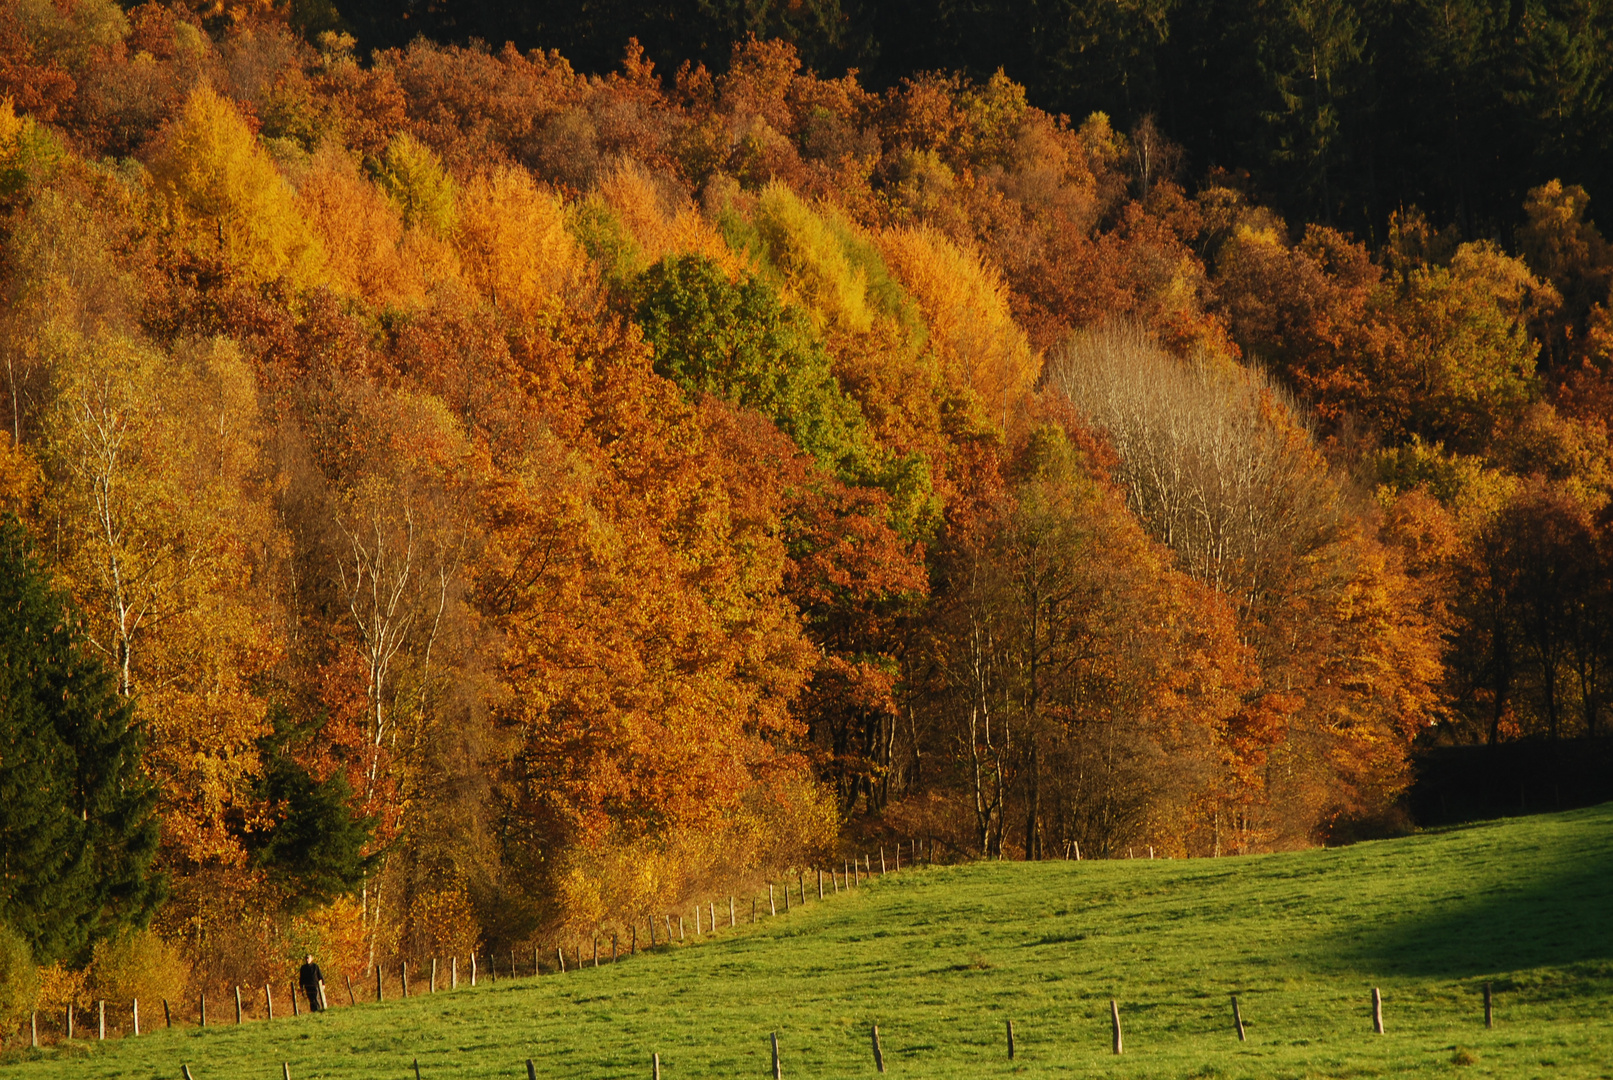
[9,805,1613,1079]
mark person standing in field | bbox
[298,953,326,1012]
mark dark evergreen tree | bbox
[246,713,380,915]
[0,515,162,965]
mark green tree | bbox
[247,715,380,915]
[0,515,162,965]
[635,254,874,480]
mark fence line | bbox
[21,840,936,1049]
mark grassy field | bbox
[8,804,1613,1080]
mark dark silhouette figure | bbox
[298,954,326,1012]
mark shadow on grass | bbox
[1325,827,1613,978]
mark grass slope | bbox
[11,805,1613,1080]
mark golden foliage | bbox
[550,773,837,938]
[592,158,744,276]
[0,923,38,1038]
[297,142,435,306]
[148,84,320,284]
[878,224,1039,416]
[456,164,580,318]
[753,181,875,333]
[40,334,284,867]
[400,888,481,962]
[0,430,39,513]
[375,131,457,235]
[88,929,191,1016]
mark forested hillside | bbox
[0,0,1609,1038]
[328,0,1613,239]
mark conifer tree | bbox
[0,515,162,965]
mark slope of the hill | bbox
[10,806,1613,1079]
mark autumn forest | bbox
[0,0,1611,1033]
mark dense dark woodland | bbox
[331,0,1613,238]
[0,0,1610,1044]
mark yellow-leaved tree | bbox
[455,164,580,319]
[374,132,457,235]
[148,84,320,285]
[297,142,426,306]
[878,224,1040,422]
[751,181,876,334]
[40,332,285,868]
[581,159,745,281]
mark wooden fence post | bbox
[1372,987,1384,1034]
[345,974,355,1005]
[375,967,383,1003]
[557,947,566,973]
[1006,1018,1014,1059]
[729,896,735,927]
[29,1011,36,1048]
[528,1060,537,1080]
[751,897,757,923]
[710,902,716,933]
[163,999,172,1029]
[98,999,106,1039]
[771,1031,783,1080]
[265,984,273,1021]
[292,983,300,1016]
[880,848,886,875]
[133,997,140,1035]
[401,961,409,998]
[470,954,477,987]
[489,953,496,983]
[431,957,437,993]
[784,882,790,913]
[678,916,685,941]
[769,884,776,916]
[818,870,824,899]
[1231,995,1245,1041]
[182,1066,195,1080]
[234,987,242,1025]
[198,993,204,1028]
[1484,983,1493,1029]
[664,916,672,943]
[652,1053,660,1080]
[871,1024,885,1073]
[631,926,638,954]
[283,1064,291,1080]
[66,1003,73,1040]
[1110,999,1123,1055]
[593,938,599,967]
[1074,841,1081,861]
[535,948,540,975]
